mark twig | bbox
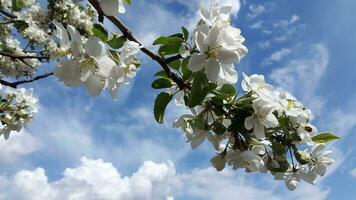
[0,9,17,19]
[0,72,53,88]
[0,52,49,61]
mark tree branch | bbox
[88,0,189,90]
[0,9,17,19]
[0,72,53,88]
[0,52,49,61]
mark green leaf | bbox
[153,36,182,45]
[182,26,189,41]
[181,58,192,80]
[168,59,181,70]
[220,84,236,96]
[187,71,210,107]
[215,84,236,100]
[191,117,206,130]
[107,34,126,49]
[151,78,172,89]
[12,0,24,12]
[272,142,286,156]
[211,121,226,135]
[92,23,108,41]
[123,0,131,5]
[312,133,340,143]
[158,44,180,56]
[154,92,173,124]
[154,70,168,78]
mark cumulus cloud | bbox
[0,157,180,200]
[0,157,330,200]
[0,130,41,165]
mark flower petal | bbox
[85,37,107,58]
[187,53,206,72]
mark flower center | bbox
[207,48,218,59]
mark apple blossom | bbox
[0,0,338,192]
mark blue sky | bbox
[0,0,355,199]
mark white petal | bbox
[253,121,265,139]
[66,25,82,44]
[218,63,238,83]
[191,130,207,149]
[96,55,116,77]
[205,59,220,82]
[244,116,254,130]
[53,21,69,47]
[263,113,279,128]
[187,53,206,72]
[285,176,299,191]
[100,0,125,16]
[85,37,107,58]
[54,60,82,87]
[118,0,126,13]
[84,74,106,97]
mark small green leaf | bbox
[187,71,210,107]
[92,23,108,41]
[220,84,236,96]
[211,121,226,135]
[181,58,192,80]
[181,26,189,41]
[154,92,173,124]
[272,142,286,156]
[151,78,172,89]
[154,70,168,78]
[158,44,180,56]
[191,117,206,130]
[168,59,181,70]
[312,133,340,143]
[153,36,182,45]
[123,0,131,5]
[107,34,126,49]
[12,0,24,12]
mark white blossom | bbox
[99,0,126,16]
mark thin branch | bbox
[165,54,182,63]
[0,9,17,19]
[0,72,53,88]
[88,0,189,90]
[0,52,49,61]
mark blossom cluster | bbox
[0,86,38,139]
[52,22,141,98]
[170,1,336,190]
[187,2,248,84]
[0,0,96,78]
[0,0,338,191]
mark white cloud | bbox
[0,157,180,200]
[270,44,329,113]
[247,4,266,19]
[0,130,41,165]
[351,168,356,178]
[258,41,271,49]
[0,157,330,200]
[263,48,291,65]
[273,15,300,28]
[250,20,263,29]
